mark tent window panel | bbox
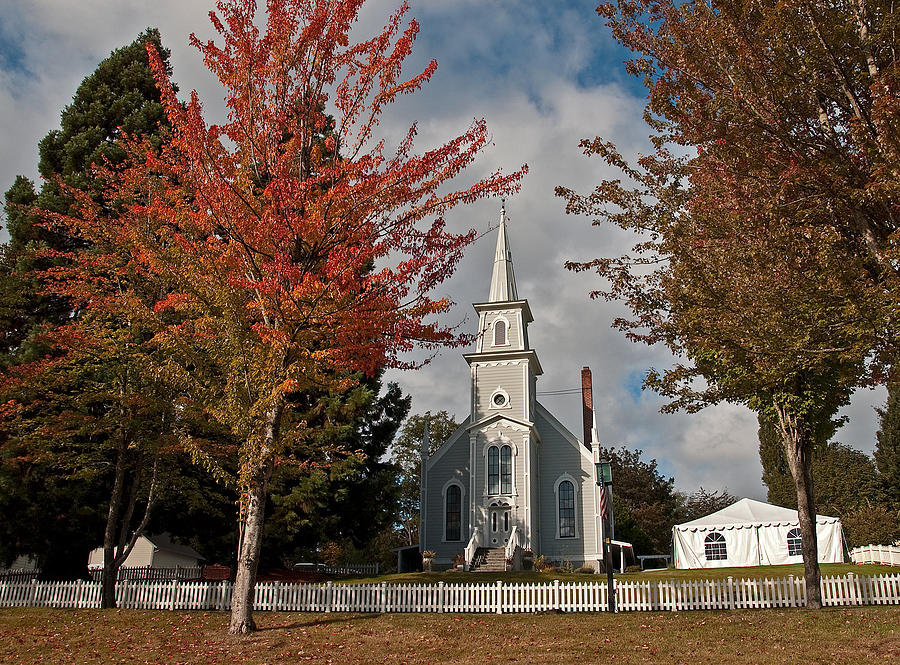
[500,445,512,494]
[787,528,802,556]
[558,480,575,538]
[487,446,500,495]
[445,485,461,541]
[704,532,727,560]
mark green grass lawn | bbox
[337,563,897,585]
[2,606,897,664]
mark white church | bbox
[419,207,611,571]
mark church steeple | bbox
[488,203,518,303]
[467,203,540,425]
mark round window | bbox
[492,392,507,407]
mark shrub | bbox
[576,565,595,574]
[625,565,642,574]
[534,554,551,572]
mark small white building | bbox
[88,533,204,569]
[673,498,845,569]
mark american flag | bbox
[598,484,609,522]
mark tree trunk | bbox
[100,432,130,609]
[229,402,284,635]
[775,405,823,609]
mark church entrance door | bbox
[487,506,511,546]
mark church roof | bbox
[488,204,518,302]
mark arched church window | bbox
[500,445,512,494]
[558,480,575,538]
[445,484,461,541]
[493,318,507,346]
[787,528,802,557]
[704,532,727,560]
[487,446,500,494]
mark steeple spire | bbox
[488,202,518,302]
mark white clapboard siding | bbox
[1,574,899,613]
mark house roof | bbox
[145,533,205,560]
[674,498,840,532]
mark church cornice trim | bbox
[472,299,533,322]
[463,349,543,375]
[466,412,540,441]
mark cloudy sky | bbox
[0,0,886,499]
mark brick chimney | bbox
[581,366,593,447]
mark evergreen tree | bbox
[760,412,884,516]
[0,29,174,585]
[599,446,679,554]
[876,383,900,510]
[262,377,410,568]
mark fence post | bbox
[496,580,503,614]
[727,576,734,610]
[325,581,333,613]
[438,581,445,614]
[553,579,560,611]
[169,579,178,611]
[28,578,38,607]
[848,573,858,606]
[272,581,280,612]
[380,581,387,613]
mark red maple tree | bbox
[62,0,523,632]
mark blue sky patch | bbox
[0,6,31,79]
[624,368,648,401]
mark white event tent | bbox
[672,498,845,569]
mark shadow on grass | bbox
[257,612,382,632]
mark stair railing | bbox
[505,525,524,570]
[464,528,481,570]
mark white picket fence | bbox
[321,563,380,576]
[87,566,204,582]
[1,574,898,613]
[851,544,900,567]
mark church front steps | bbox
[469,547,507,572]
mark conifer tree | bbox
[876,383,900,510]
[0,29,175,595]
